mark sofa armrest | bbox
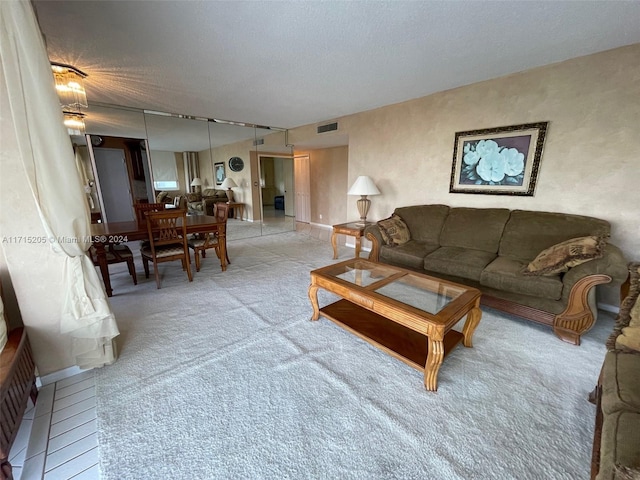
[562,243,629,297]
[364,224,386,262]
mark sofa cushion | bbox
[377,214,411,246]
[393,205,449,244]
[523,235,606,276]
[499,210,611,261]
[439,208,510,253]
[597,410,640,480]
[423,247,496,281]
[186,193,202,202]
[381,241,440,270]
[601,351,640,414]
[481,256,563,300]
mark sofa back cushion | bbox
[393,205,449,244]
[439,208,510,253]
[499,210,611,261]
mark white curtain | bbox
[0,0,119,368]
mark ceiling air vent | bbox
[253,138,264,146]
[317,122,338,134]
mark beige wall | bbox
[290,44,640,303]
[295,146,349,225]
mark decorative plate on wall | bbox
[229,156,244,172]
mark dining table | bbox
[90,214,227,297]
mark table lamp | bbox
[190,177,202,194]
[220,177,238,202]
[347,176,381,225]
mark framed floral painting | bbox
[214,162,225,185]
[449,122,548,196]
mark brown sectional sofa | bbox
[365,205,628,344]
[591,263,640,479]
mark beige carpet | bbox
[95,232,611,479]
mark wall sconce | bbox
[63,111,86,136]
[347,175,381,225]
[51,62,88,110]
[220,177,238,202]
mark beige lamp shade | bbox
[347,176,381,225]
[190,177,202,187]
[221,177,238,201]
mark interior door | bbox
[93,148,135,223]
[294,155,310,223]
[283,158,294,217]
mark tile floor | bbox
[9,370,99,480]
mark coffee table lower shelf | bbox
[320,299,464,373]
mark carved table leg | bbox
[424,337,445,391]
[462,301,482,348]
[354,235,362,258]
[331,229,338,259]
[308,284,320,321]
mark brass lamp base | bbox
[355,195,370,226]
[225,189,234,202]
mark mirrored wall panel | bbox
[79,103,291,240]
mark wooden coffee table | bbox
[308,259,482,391]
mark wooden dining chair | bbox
[88,244,137,285]
[188,203,230,272]
[134,202,166,249]
[140,209,192,288]
[134,202,166,226]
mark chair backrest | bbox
[134,203,166,226]
[144,209,188,251]
[213,202,229,223]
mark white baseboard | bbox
[38,365,86,386]
[309,222,332,230]
[598,302,620,314]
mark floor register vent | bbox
[317,122,338,134]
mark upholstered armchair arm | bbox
[364,224,386,262]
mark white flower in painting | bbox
[475,140,499,158]
[477,151,506,182]
[463,150,480,166]
[502,147,525,176]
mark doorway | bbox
[258,154,295,236]
[93,147,135,223]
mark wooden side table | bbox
[225,202,244,221]
[331,221,371,259]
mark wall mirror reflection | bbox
[79,103,293,241]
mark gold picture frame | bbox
[449,122,548,196]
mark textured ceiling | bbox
[33,1,640,130]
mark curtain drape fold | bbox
[0,0,119,369]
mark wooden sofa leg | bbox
[553,274,612,345]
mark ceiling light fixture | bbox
[51,62,88,110]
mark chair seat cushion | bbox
[481,256,563,300]
[423,247,495,281]
[188,238,218,249]
[141,246,186,259]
